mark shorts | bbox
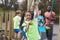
[21,31,27,38]
[14,29,20,33]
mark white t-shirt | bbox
[13,16,21,29]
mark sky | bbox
[17,0,25,3]
[0,0,2,4]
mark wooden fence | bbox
[0,11,15,40]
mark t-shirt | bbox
[22,20,40,40]
[37,15,46,32]
[44,11,55,24]
[26,20,39,40]
[38,15,44,26]
[13,16,21,29]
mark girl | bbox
[20,12,27,40]
[20,11,39,40]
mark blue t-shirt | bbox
[37,15,46,32]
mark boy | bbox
[13,10,21,40]
[38,10,46,40]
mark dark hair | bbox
[20,11,31,27]
[20,11,25,27]
[39,10,43,16]
[25,11,31,14]
[29,11,34,20]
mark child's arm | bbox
[25,23,29,32]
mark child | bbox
[18,11,27,40]
[37,10,46,40]
[13,10,21,40]
[21,11,39,40]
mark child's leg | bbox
[21,36,24,40]
[39,32,43,40]
[18,32,21,38]
[14,33,18,40]
[21,35,27,40]
[17,32,22,40]
[22,37,27,40]
[15,33,18,39]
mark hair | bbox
[25,11,31,14]
[20,11,25,27]
[15,10,21,15]
[39,10,43,16]
[20,11,31,27]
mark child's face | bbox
[38,10,41,15]
[25,12,31,20]
[18,13,21,16]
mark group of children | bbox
[13,5,55,40]
[13,9,46,40]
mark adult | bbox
[44,6,56,40]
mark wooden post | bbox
[9,10,12,40]
[58,9,60,40]
[11,11,15,39]
[4,12,8,40]
[0,13,3,29]
[27,0,29,11]
[9,10,14,40]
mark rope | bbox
[50,0,54,20]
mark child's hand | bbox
[25,24,29,32]
[29,20,32,25]
[38,20,40,22]
[25,22,29,32]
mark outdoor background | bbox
[0,0,60,40]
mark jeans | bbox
[46,24,53,40]
[39,32,46,40]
